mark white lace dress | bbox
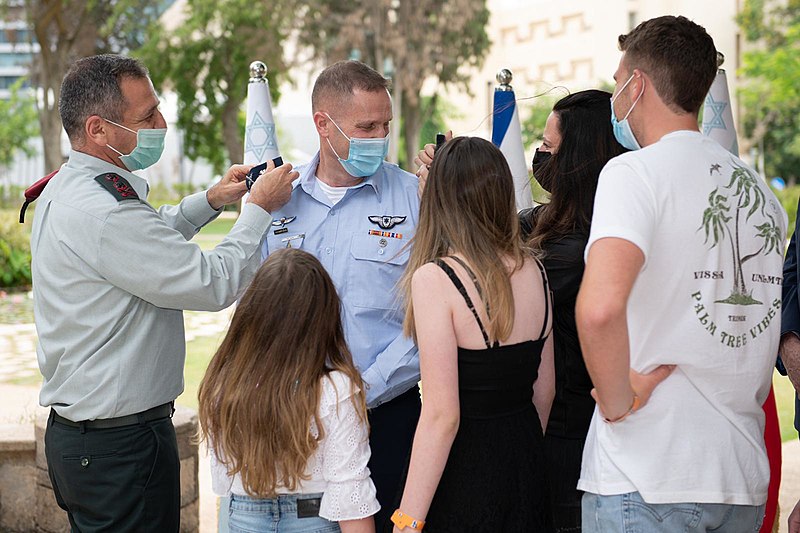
[210,371,380,521]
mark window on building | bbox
[0,53,32,67]
[0,76,28,89]
[0,28,34,44]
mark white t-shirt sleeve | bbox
[208,443,234,496]
[586,158,658,266]
[318,372,380,521]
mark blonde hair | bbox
[198,248,366,496]
[402,136,528,343]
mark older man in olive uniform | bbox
[31,54,296,531]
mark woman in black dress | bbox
[392,136,555,533]
[519,90,626,532]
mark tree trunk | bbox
[28,0,98,172]
[221,95,244,166]
[403,91,421,172]
[388,72,402,164]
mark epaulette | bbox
[19,169,58,223]
[94,173,139,202]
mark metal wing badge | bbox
[368,215,407,230]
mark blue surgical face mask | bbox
[105,119,167,171]
[610,74,644,151]
[325,114,389,178]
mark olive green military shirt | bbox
[31,150,271,421]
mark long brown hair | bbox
[198,248,366,496]
[402,136,527,343]
[527,90,627,251]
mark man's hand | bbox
[789,498,800,533]
[629,365,675,408]
[590,365,675,420]
[781,333,800,392]
[246,160,299,213]
[206,164,252,210]
[414,130,452,198]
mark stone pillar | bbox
[34,406,199,533]
[0,423,37,532]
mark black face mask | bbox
[532,148,553,192]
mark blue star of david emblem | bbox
[245,111,277,162]
[702,93,728,136]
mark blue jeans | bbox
[229,493,341,533]
[582,492,765,533]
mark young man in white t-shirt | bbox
[576,15,787,532]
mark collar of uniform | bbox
[299,151,384,202]
[67,149,149,199]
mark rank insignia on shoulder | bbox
[94,173,139,201]
[368,215,406,230]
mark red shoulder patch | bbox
[94,173,139,202]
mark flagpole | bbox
[492,68,533,211]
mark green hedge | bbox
[0,211,31,288]
[773,185,800,235]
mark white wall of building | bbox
[441,0,742,151]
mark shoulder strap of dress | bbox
[447,255,484,300]
[433,258,493,349]
[533,257,552,340]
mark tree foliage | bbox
[16,0,164,172]
[136,0,293,174]
[296,0,491,167]
[736,0,800,183]
[0,79,38,167]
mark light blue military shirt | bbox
[261,153,420,407]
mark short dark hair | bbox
[59,54,150,144]
[311,60,390,113]
[524,89,627,249]
[618,15,716,114]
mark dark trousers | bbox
[367,386,422,531]
[544,434,586,533]
[45,411,180,532]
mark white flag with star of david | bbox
[244,78,280,165]
[702,68,739,156]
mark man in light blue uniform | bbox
[263,60,420,529]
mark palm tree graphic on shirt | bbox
[699,160,783,305]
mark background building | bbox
[442,0,742,147]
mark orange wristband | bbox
[603,393,640,423]
[391,509,425,531]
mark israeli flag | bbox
[244,74,280,165]
[492,88,534,210]
[702,68,739,156]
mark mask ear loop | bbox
[622,76,645,121]
[325,136,345,161]
[323,113,351,161]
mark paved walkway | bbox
[2,307,800,532]
[0,308,232,532]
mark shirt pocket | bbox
[348,232,410,310]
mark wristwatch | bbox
[391,509,425,531]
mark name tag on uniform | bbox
[281,233,305,248]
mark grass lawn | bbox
[774,371,798,442]
[176,334,222,411]
[193,214,237,250]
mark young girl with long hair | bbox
[391,137,555,532]
[199,248,379,533]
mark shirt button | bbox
[80,456,90,468]
[330,211,336,217]
[378,248,385,255]
[326,247,332,254]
